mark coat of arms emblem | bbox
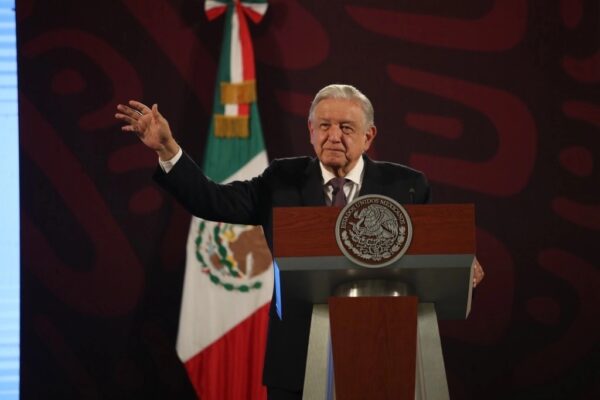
[335,195,413,268]
[194,222,272,291]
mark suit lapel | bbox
[301,158,327,206]
[358,156,384,197]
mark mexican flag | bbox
[176,1,272,399]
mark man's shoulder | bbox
[266,156,317,175]
[367,158,426,178]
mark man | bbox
[116,84,484,399]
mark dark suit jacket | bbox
[155,152,430,391]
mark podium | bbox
[273,204,475,400]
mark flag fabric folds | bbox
[176,1,272,399]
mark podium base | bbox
[303,302,449,400]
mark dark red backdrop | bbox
[18,0,599,399]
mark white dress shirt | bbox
[319,156,365,205]
[158,147,183,173]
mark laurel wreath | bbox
[195,221,263,292]
[343,228,405,261]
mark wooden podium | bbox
[273,204,475,400]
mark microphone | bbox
[409,188,415,204]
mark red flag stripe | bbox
[206,6,227,21]
[184,303,270,400]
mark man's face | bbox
[309,98,377,176]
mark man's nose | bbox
[327,124,342,141]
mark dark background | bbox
[18,0,599,399]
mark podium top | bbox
[273,204,475,320]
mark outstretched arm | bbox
[116,100,264,226]
[115,101,180,161]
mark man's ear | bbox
[364,125,377,151]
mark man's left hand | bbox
[473,257,485,288]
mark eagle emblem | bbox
[335,195,412,268]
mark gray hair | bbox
[308,84,375,128]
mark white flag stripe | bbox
[224,103,239,116]
[230,6,243,84]
[243,3,268,16]
[224,6,243,117]
[204,0,226,12]
[223,150,268,183]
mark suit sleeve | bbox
[418,172,432,204]
[153,151,268,226]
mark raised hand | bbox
[115,100,180,160]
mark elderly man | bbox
[116,84,484,399]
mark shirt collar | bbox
[319,156,365,186]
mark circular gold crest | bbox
[335,195,413,268]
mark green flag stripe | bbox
[210,6,233,117]
[203,102,265,183]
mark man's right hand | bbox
[115,100,180,161]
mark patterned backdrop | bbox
[18,0,599,399]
